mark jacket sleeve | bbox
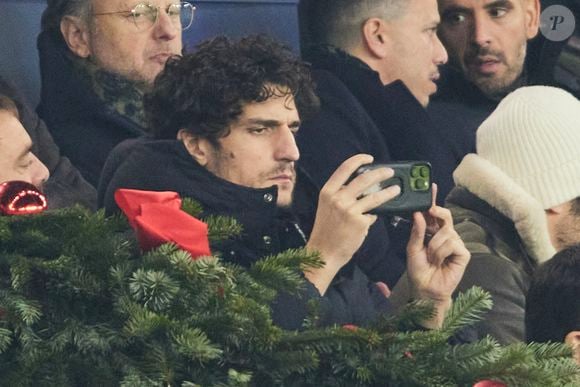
[318,265,393,328]
[0,77,97,210]
[271,266,393,330]
[454,252,529,344]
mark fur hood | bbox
[453,154,556,263]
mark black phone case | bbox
[354,161,432,215]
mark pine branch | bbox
[0,327,12,353]
[181,198,204,218]
[205,215,243,243]
[442,286,493,335]
[249,249,324,295]
[129,269,180,312]
[171,327,223,362]
[388,299,437,333]
[528,341,574,360]
[123,305,172,338]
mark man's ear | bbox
[524,0,541,40]
[178,129,211,166]
[60,15,92,58]
[361,17,391,59]
[565,331,580,364]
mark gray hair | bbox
[306,0,410,50]
[41,0,92,33]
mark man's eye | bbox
[445,13,466,25]
[249,127,268,134]
[19,156,33,169]
[490,8,508,18]
[167,5,181,17]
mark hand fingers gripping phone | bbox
[352,161,432,216]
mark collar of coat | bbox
[453,153,556,263]
[70,53,149,130]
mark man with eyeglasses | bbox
[37,0,195,187]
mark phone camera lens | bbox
[411,166,420,178]
[414,178,429,191]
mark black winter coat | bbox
[298,68,406,287]
[98,139,394,330]
[37,31,147,187]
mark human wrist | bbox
[304,244,345,296]
[417,297,452,330]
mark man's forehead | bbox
[439,0,520,9]
[98,0,178,9]
[403,0,441,24]
[0,111,31,144]
[241,95,298,117]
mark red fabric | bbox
[115,189,211,258]
[473,381,507,387]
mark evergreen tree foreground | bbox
[0,204,578,386]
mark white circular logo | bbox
[540,5,576,42]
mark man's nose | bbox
[471,15,493,48]
[434,34,449,65]
[153,8,180,40]
[275,127,300,162]
[30,154,49,190]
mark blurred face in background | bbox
[438,0,540,99]
[62,0,185,83]
[373,0,449,106]
[0,110,49,188]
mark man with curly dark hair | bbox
[99,36,470,331]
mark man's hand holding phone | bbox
[305,154,470,321]
[305,154,401,295]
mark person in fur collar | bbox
[444,86,580,344]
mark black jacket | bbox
[301,47,458,201]
[297,69,406,287]
[99,139,394,330]
[0,76,97,210]
[37,31,147,187]
[426,66,497,165]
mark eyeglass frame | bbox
[92,2,196,31]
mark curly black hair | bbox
[145,35,320,142]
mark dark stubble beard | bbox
[465,40,527,101]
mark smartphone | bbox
[351,161,432,215]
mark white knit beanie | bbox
[476,86,580,210]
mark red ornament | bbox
[343,324,359,332]
[115,189,211,259]
[473,381,507,387]
[0,181,47,216]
